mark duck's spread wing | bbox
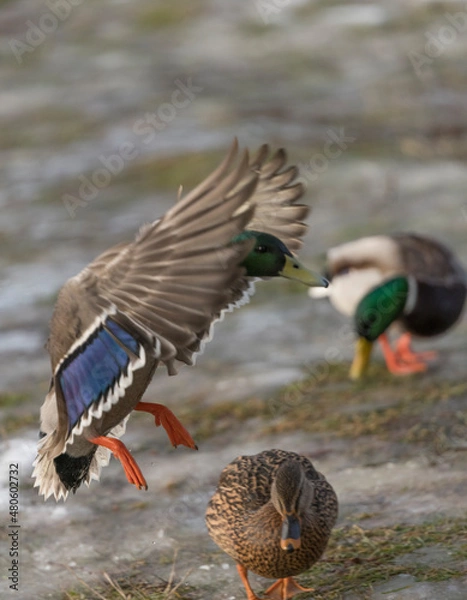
[245,145,309,254]
[84,240,131,276]
[44,145,259,451]
[49,140,258,375]
[44,141,309,450]
[176,143,312,356]
[97,145,259,368]
[176,141,309,254]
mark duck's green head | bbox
[234,230,328,287]
[350,276,409,379]
[271,460,314,553]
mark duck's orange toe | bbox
[135,402,197,450]
[378,333,427,376]
[394,333,438,365]
[89,435,148,490]
[264,576,314,599]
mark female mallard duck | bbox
[205,449,338,600]
[33,141,328,501]
[310,233,466,379]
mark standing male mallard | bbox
[310,233,466,378]
[33,140,328,501]
[206,449,338,600]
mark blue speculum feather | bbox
[106,319,139,353]
[58,318,139,431]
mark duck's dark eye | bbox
[256,245,268,253]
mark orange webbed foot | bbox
[134,402,197,450]
[236,564,262,600]
[264,577,314,599]
[378,333,427,376]
[394,333,438,365]
[386,357,427,375]
[89,435,148,490]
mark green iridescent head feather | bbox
[355,276,410,341]
[349,276,410,380]
[232,230,328,287]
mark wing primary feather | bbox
[169,138,240,216]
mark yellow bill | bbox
[349,337,374,380]
[280,255,329,288]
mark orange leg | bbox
[134,402,197,450]
[394,332,438,364]
[236,564,262,600]
[89,436,147,490]
[264,577,314,599]
[378,333,426,375]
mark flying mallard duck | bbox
[33,140,328,501]
[206,449,338,600]
[309,233,466,379]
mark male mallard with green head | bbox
[33,141,328,501]
[206,449,338,600]
[310,233,466,379]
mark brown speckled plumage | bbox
[206,449,338,598]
